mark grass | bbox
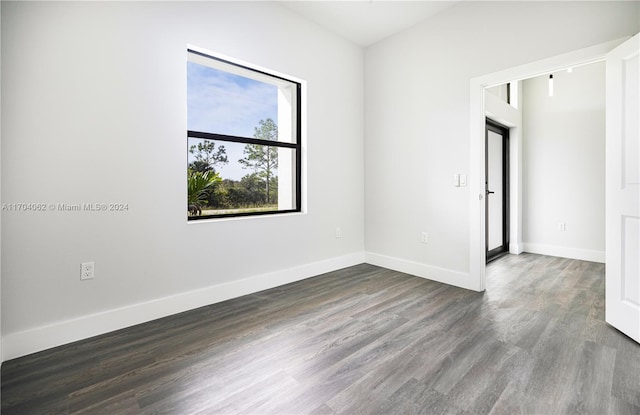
[201,205,277,216]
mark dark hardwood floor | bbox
[2,253,639,414]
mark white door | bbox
[606,33,640,343]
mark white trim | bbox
[509,242,524,255]
[365,252,479,292]
[523,243,605,263]
[469,38,629,291]
[187,43,305,86]
[2,252,365,361]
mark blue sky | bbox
[188,61,278,180]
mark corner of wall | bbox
[364,251,479,292]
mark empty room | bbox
[1,1,639,414]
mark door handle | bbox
[487,190,495,195]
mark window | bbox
[187,48,302,220]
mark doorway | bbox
[470,36,639,344]
[468,39,623,291]
[485,119,509,263]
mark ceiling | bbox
[278,1,460,47]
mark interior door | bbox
[486,119,509,263]
[605,33,640,343]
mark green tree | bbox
[239,173,267,205]
[188,170,221,209]
[189,141,228,173]
[239,118,278,204]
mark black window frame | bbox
[187,48,302,221]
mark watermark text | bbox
[2,202,129,212]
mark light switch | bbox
[460,174,467,186]
[453,174,460,187]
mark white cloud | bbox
[187,63,277,138]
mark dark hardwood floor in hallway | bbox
[2,254,639,414]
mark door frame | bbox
[485,118,510,263]
[468,38,629,291]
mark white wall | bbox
[1,1,365,360]
[486,84,509,104]
[364,1,639,289]
[522,62,606,262]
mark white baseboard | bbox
[509,242,524,255]
[365,252,479,292]
[522,243,605,263]
[2,252,365,362]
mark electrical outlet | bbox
[81,261,95,280]
[558,223,566,232]
[421,232,429,243]
[335,227,342,238]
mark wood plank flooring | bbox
[2,253,639,414]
